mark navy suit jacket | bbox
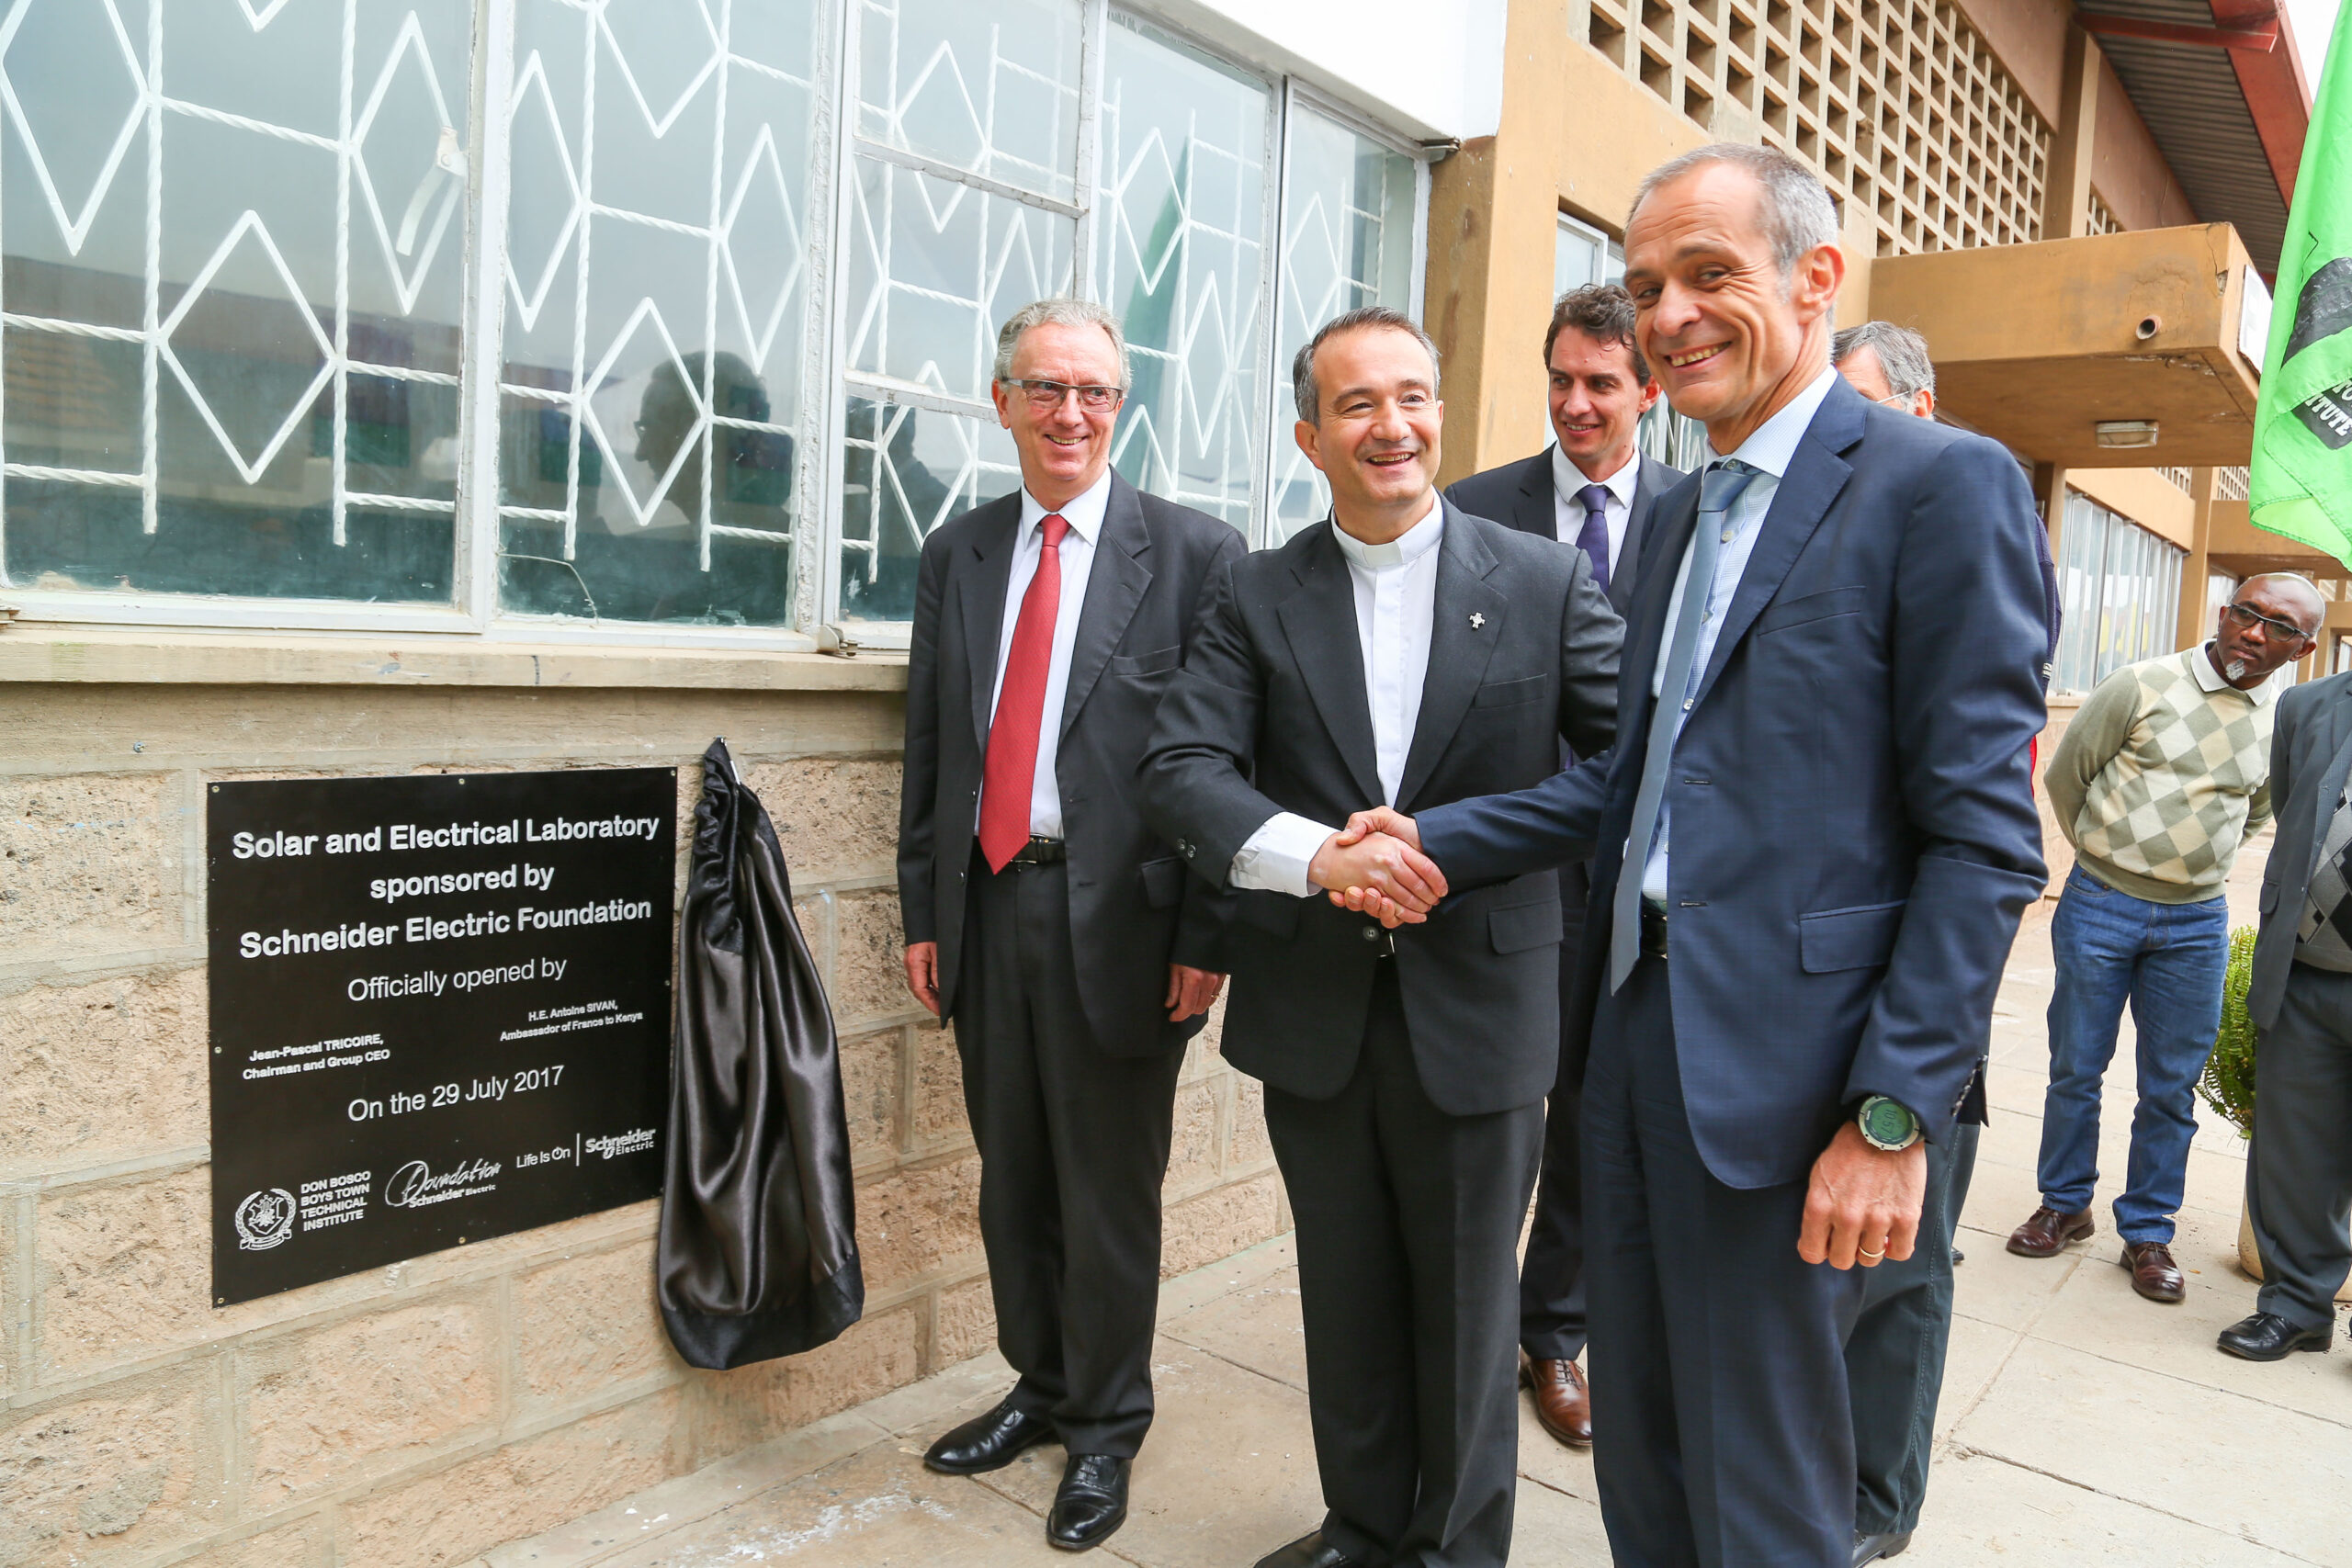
[1415,377,2052,1188]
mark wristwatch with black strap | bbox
[1855,1094,1922,1153]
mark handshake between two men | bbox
[1307,806,1440,926]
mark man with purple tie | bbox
[1442,283,1685,1450]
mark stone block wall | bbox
[0,671,1284,1568]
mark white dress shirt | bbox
[1550,444,1642,576]
[1229,492,1446,897]
[1639,367,1841,905]
[984,471,1111,840]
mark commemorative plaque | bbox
[207,768,676,1305]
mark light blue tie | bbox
[1609,459,1758,991]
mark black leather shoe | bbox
[1252,1530,1365,1568]
[1853,1529,1913,1563]
[1047,1453,1129,1551]
[922,1398,1057,1474]
[2217,1311,2335,1361]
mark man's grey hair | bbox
[1631,143,1839,276]
[1292,306,1442,424]
[1833,321,1936,399]
[993,298,1131,390]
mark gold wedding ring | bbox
[1858,1245,1885,1261]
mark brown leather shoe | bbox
[2006,1205,2095,1258]
[2120,1240,2186,1303]
[1521,1352,1593,1449]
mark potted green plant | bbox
[2199,926,2267,1279]
[2205,924,2352,1300]
[2199,926,2259,1138]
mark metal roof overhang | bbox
[1868,222,2265,468]
[2073,0,2310,277]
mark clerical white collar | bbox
[1331,491,1444,570]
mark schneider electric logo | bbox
[584,1128,656,1160]
[234,1189,297,1251]
[382,1156,502,1209]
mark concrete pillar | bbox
[1421,0,1570,488]
[2177,466,2217,652]
[2041,26,2102,243]
[2034,460,2069,547]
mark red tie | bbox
[978,513,1070,872]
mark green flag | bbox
[2252,6,2352,562]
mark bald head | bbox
[2244,572,2325,633]
[2211,572,2325,689]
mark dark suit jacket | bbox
[1416,378,2052,1186]
[1442,447,1681,617]
[897,470,1245,1056]
[1444,448,1684,1096]
[2251,672,2352,1029]
[1137,502,1622,1116]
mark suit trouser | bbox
[1262,963,1544,1568]
[1585,954,1867,1568]
[1521,888,1590,1361]
[956,856,1182,1458]
[1848,1120,1978,1536]
[2248,962,2352,1332]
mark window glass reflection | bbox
[843,160,1076,403]
[1093,18,1269,536]
[856,0,1080,202]
[494,0,819,626]
[1269,107,1414,540]
[3,0,470,604]
[2052,492,2185,694]
[838,394,1021,620]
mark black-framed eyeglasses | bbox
[2223,602,2312,642]
[1003,378,1125,413]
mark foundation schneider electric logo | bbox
[383,1156,503,1209]
[233,1188,298,1251]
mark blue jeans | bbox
[2036,865,2229,1244]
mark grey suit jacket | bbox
[1442,448,1682,616]
[897,470,1245,1055]
[2251,671,2352,1029]
[1137,502,1622,1115]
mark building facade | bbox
[0,0,2312,1562]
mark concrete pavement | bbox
[486,840,2350,1567]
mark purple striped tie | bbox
[1574,482,1611,593]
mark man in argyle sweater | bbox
[2007,573,2324,1303]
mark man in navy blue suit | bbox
[1443,282,1685,1451]
[1334,146,2051,1567]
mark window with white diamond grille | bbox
[0,0,1426,636]
[492,0,820,626]
[1,0,475,608]
[1267,92,1418,543]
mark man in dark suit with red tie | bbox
[1442,284,1683,1450]
[897,298,1243,1553]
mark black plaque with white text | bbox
[208,769,676,1305]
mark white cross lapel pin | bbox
[1469,612,1486,629]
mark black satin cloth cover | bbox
[659,739,864,1369]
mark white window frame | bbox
[0,0,1431,649]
